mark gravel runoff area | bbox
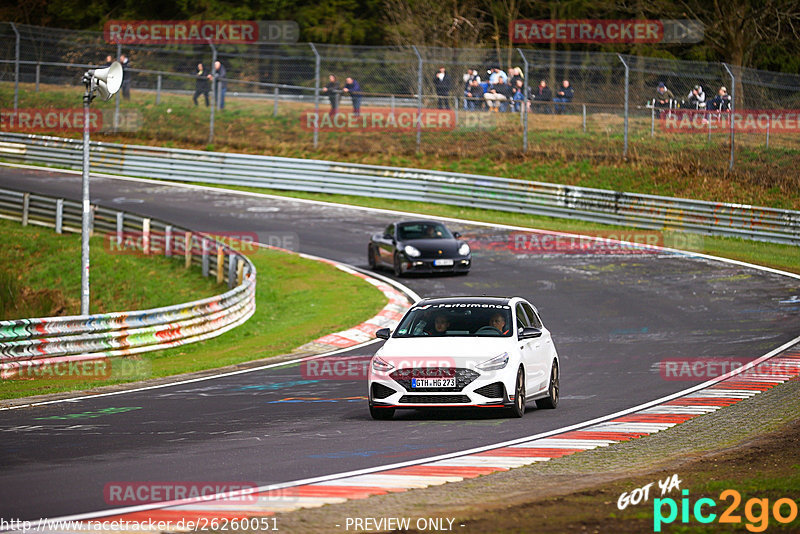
[271,369,800,533]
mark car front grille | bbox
[390,367,479,392]
[371,383,395,400]
[399,395,471,404]
[475,382,505,399]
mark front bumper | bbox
[400,256,471,274]
[369,373,512,409]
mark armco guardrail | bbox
[0,186,256,377]
[0,132,799,245]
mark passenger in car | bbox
[425,313,451,335]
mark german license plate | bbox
[412,378,456,388]
[433,259,454,266]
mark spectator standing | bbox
[553,80,574,114]
[462,68,480,109]
[104,55,113,67]
[192,63,210,107]
[212,60,227,109]
[434,67,452,109]
[708,86,731,112]
[119,54,131,100]
[511,79,526,112]
[531,80,552,113]
[322,74,340,116]
[343,77,362,116]
[654,82,675,109]
[687,85,706,109]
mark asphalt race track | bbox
[1,165,799,521]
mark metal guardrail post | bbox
[11,23,20,110]
[766,117,770,148]
[22,192,29,226]
[412,45,422,153]
[273,87,279,117]
[618,54,629,159]
[651,106,655,137]
[156,74,162,105]
[165,225,172,256]
[518,49,529,152]
[722,62,735,172]
[228,255,237,289]
[35,63,40,92]
[583,104,586,133]
[116,211,124,246]
[55,198,63,233]
[310,43,320,149]
[209,41,217,144]
[201,237,210,276]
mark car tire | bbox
[536,361,559,409]
[509,367,526,418]
[367,245,377,270]
[369,404,395,420]
[393,253,403,277]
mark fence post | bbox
[185,231,192,269]
[201,237,210,276]
[583,104,586,133]
[35,63,40,92]
[412,45,423,153]
[722,63,735,172]
[273,86,279,117]
[390,94,395,115]
[113,43,121,133]
[650,106,655,137]
[55,198,63,233]
[142,218,150,255]
[617,54,629,159]
[518,49,529,152]
[156,74,162,105]
[765,116,770,149]
[309,43,320,149]
[208,41,217,144]
[228,255,238,288]
[11,23,19,110]
[116,211,124,246]
[454,96,458,125]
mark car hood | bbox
[375,336,512,367]
[404,238,462,256]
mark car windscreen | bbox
[393,305,513,337]
[397,222,453,241]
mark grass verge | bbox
[0,219,386,400]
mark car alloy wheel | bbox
[509,367,525,418]
[536,362,559,409]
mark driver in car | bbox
[488,312,510,335]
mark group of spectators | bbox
[192,60,227,109]
[653,81,732,112]
[453,67,575,114]
[322,75,363,116]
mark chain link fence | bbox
[1,22,799,173]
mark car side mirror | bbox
[375,328,391,340]
[453,232,461,239]
[518,326,542,339]
[383,233,392,240]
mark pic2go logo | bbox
[654,489,798,532]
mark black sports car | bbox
[368,220,471,276]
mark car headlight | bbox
[372,356,395,372]
[458,243,470,256]
[404,245,422,258]
[477,352,509,371]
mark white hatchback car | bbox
[368,296,560,419]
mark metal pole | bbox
[722,63,735,172]
[114,43,121,133]
[518,49,529,152]
[11,23,19,110]
[412,46,422,153]
[209,42,217,144]
[273,87,279,117]
[156,74,162,105]
[650,106,655,137]
[81,86,92,315]
[765,117,770,149]
[35,63,40,92]
[583,104,586,133]
[391,94,395,115]
[617,54,629,159]
[454,96,458,125]
[310,43,320,149]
